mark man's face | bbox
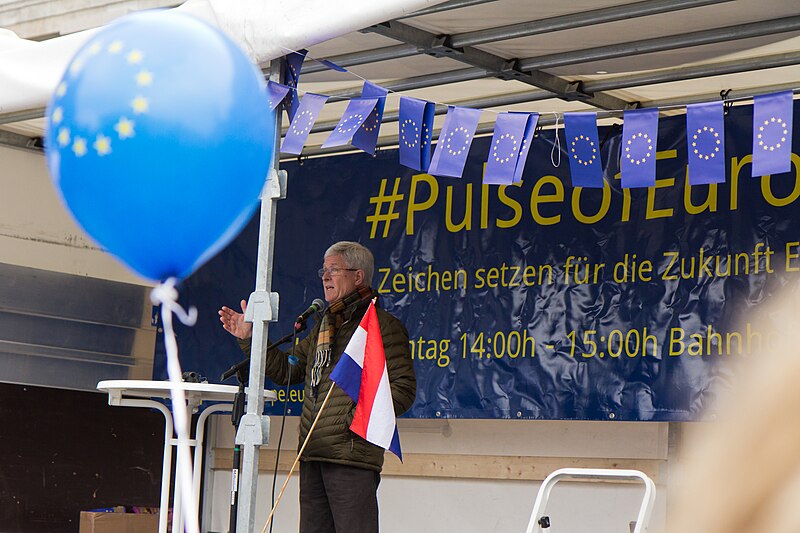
[321,254,364,303]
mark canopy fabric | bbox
[0,0,450,117]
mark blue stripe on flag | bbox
[329,353,362,402]
[389,428,402,461]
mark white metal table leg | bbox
[193,404,231,512]
[113,399,173,533]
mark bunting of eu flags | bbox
[564,112,603,188]
[752,91,793,176]
[281,93,328,155]
[283,49,308,122]
[269,66,794,186]
[686,101,725,185]
[428,106,482,178]
[484,112,538,185]
[352,81,388,154]
[398,96,435,172]
[621,108,659,188]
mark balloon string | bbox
[150,278,199,533]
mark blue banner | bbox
[156,101,800,421]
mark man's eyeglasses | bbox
[317,267,358,278]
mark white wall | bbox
[206,417,670,533]
[0,144,149,285]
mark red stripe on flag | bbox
[350,302,387,439]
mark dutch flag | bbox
[330,299,402,460]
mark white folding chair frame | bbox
[525,468,656,533]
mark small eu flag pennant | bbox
[512,112,538,184]
[266,81,291,111]
[484,112,539,185]
[281,93,328,155]
[621,108,659,188]
[353,81,388,155]
[686,101,725,185]
[322,97,380,148]
[565,112,603,188]
[752,91,793,176]
[428,106,482,178]
[283,49,308,122]
[398,96,435,171]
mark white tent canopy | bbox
[1,0,799,154]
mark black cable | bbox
[269,328,299,533]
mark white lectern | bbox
[97,379,276,533]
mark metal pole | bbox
[235,58,285,532]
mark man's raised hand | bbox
[218,299,252,339]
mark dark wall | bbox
[0,383,164,533]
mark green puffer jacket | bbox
[242,296,416,472]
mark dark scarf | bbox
[310,286,375,388]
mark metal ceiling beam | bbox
[642,82,800,109]
[398,0,499,19]
[302,0,732,77]
[450,0,734,48]
[583,51,800,93]
[0,130,43,152]
[302,44,418,75]
[0,107,45,126]
[518,16,800,71]
[365,19,634,110]
[315,24,800,105]
[324,67,490,99]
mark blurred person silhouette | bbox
[668,281,800,533]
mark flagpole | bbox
[261,383,337,533]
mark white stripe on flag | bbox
[365,366,396,448]
[346,325,367,368]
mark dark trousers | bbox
[299,460,381,533]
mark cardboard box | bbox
[79,508,159,533]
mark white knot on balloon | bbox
[150,278,198,326]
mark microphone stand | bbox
[221,322,305,533]
[226,364,247,533]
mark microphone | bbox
[295,298,325,329]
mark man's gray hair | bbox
[324,241,374,286]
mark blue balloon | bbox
[44,11,275,281]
